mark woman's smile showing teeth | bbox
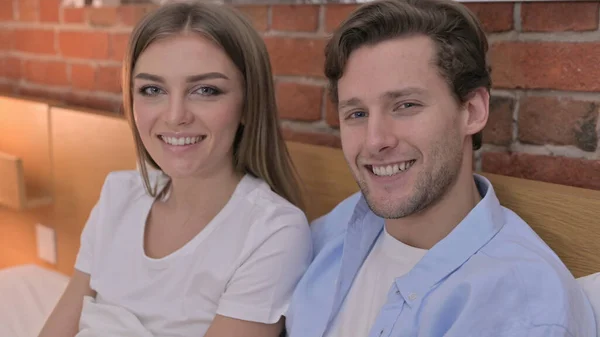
[159,135,205,146]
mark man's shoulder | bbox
[443,219,595,333]
[309,191,362,254]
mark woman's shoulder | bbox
[97,169,163,206]
[239,174,307,223]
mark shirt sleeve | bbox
[74,174,113,275]
[74,202,101,275]
[216,209,312,324]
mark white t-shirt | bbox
[326,227,428,337]
[75,170,312,336]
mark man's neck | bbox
[385,168,482,250]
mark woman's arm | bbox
[204,315,284,337]
[38,270,96,337]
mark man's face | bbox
[337,35,479,219]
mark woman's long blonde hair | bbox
[122,1,305,209]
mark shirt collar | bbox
[394,173,506,306]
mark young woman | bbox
[38,2,311,337]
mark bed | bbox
[0,264,69,337]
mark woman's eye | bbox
[139,86,164,96]
[194,86,221,96]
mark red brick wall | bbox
[0,1,598,190]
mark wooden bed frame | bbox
[1,95,600,278]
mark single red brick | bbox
[0,29,14,51]
[14,29,55,54]
[234,5,269,32]
[482,152,600,191]
[88,7,118,27]
[325,97,339,128]
[96,65,122,93]
[71,63,96,91]
[325,5,358,33]
[4,56,22,80]
[282,128,341,148]
[59,31,110,59]
[521,2,599,32]
[272,5,319,32]
[18,0,38,22]
[483,96,514,146]
[265,37,327,77]
[0,0,14,21]
[464,3,514,33]
[118,5,157,27]
[518,96,598,152]
[40,0,60,23]
[110,32,130,62]
[276,82,322,121]
[491,42,600,92]
[23,60,69,86]
[62,7,85,24]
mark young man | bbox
[285,0,596,336]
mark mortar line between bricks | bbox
[13,0,19,21]
[490,89,517,99]
[262,30,329,38]
[274,75,328,86]
[317,5,326,34]
[5,22,133,34]
[5,52,121,66]
[281,120,337,134]
[513,2,522,32]
[482,143,599,160]
[488,30,600,43]
[517,90,600,101]
[511,90,521,144]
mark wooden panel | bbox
[0,100,136,275]
[287,141,600,278]
[49,107,137,273]
[0,96,53,209]
[0,96,52,202]
[0,152,26,209]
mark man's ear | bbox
[463,87,490,137]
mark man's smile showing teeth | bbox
[159,135,205,146]
[370,160,416,176]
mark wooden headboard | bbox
[1,95,599,279]
[287,141,600,278]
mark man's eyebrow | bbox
[382,87,428,101]
[338,97,363,111]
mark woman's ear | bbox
[464,87,490,137]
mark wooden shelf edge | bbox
[0,151,53,210]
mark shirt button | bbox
[408,293,417,301]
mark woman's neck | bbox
[164,166,244,216]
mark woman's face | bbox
[132,33,244,179]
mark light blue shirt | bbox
[286,174,595,337]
